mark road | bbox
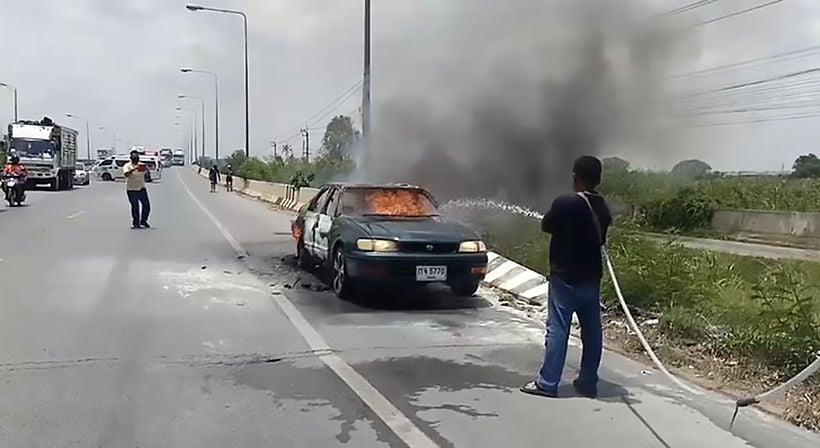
[0,169,817,447]
[645,233,820,262]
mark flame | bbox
[365,189,436,217]
[291,222,302,240]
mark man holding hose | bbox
[521,155,612,399]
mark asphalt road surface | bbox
[645,233,820,262]
[0,169,817,448]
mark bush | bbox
[641,188,716,231]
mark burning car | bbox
[292,183,488,299]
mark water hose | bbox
[603,246,820,429]
[729,355,820,429]
[602,247,703,396]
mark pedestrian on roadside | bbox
[225,164,234,192]
[122,150,151,229]
[520,155,612,399]
[209,164,220,193]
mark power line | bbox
[654,0,721,18]
[676,110,820,127]
[682,0,786,30]
[673,67,820,99]
[666,44,820,80]
[271,79,363,141]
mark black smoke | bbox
[354,0,694,208]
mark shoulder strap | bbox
[576,192,604,247]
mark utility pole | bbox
[362,0,372,163]
[271,141,277,158]
[301,128,310,161]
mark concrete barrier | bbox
[712,209,820,238]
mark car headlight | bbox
[458,240,487,253]
[357,238,399,252]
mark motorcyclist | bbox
[2,154,27,201]
[3,154,27,178]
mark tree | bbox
[602,157,630,172]
[321,115,359,161]
[671,159,711,180]
[225,149,247,171]
[281,143,294,160]
[791,153,820,178]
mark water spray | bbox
[444,197,820,429]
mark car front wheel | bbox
[450,279,480,297]
[331,246,355,300]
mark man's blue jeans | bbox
[127,188,150,226]
[537,276,603,393]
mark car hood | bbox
[353,216,478,242]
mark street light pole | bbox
[186,4,249,158]
[177,107,199,163]
[362,0,372,163]
[0,82,19,122]
[99,126,116,154]
[181,68,220,161]
[66,113,91,160]
[179,95,206,161]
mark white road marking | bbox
[177,170,438,448]
[105,196,116,202]
[67,211,86,220]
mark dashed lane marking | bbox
[176,169,438,448]
[67,211,86,220]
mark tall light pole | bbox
[179,94,206,160]
[66,113,91,160]
[99,126,116,152]
[176,107,199,163]
[362,0,372,163]
[0,82,19,122]
[186,4,249,158]
[181,68,220,161]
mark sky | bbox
[2,0,820,171]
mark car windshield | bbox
[10,139,55,158]
[342,188,438,217]
[75,163,86,171]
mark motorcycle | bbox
[2,174,27,207]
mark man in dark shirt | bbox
[521,155,612,398]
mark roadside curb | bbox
[192,166,307,212]
[484,252,548,306]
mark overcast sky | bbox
[2,0,820,171]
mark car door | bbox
[97,159,113,178]
[314,188,341,263]
[303,187,331,258]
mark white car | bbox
[73,162,90,186]
[94,156,128,181]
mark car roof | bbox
[325,182,427,191]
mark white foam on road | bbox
[176,170,438,448]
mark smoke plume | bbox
[356,0,697,208]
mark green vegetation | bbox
[600,165,820,232]
[231,115,358,187]
[483,218,820,377]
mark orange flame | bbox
[365,190,436,217]
[291,222,302,240]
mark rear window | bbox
[115,160,128,167]
[341,188,438,217]
[145,161,157,169]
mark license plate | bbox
[416,265,447,282]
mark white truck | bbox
[7,117,78,190]
[172,149,185,166]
